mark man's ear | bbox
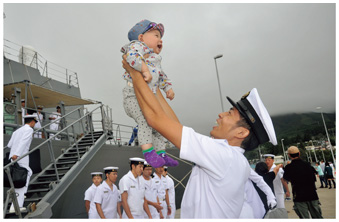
[138,34,143,41]
[236,127,250,139]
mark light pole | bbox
[214,54,225,112]
[281,139,287,163]
[316,107,336,167]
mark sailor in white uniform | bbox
[264,154,290,210]
[21,99,26,125]
[33,105,44,138]
[49,106,61,140]
[84,172,103,219]
[122,62,278,218]
[153,166,171,218]
[93,167,121,219]
[163,166,176,219]
[7,115,37,212]
[140,161,163,219]
[240,169,277,218]
[119,157,152,219]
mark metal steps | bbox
[4,131,104,218]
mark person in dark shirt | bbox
[254,161,282,213]
[283,146,322,219]
[324,161,336,189]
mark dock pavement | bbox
[175,178,336,219]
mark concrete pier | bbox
[175,178,336,219]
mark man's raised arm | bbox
[122,57,183,149]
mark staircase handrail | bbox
[3,106,84,150]
[3,104,102,169]
[3,104,103,216]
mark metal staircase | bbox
[3,104,112,218]
[4,131,105,218]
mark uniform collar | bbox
[91,183,98,189]
[153,172,164,179]
[218,139,246,154]
[102,180,114,191]
[232,145,245,154]
[127,170,138,182]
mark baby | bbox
[121,19,178,168]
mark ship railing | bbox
[4,106,85,142]
[110,123,136,146]
[3,104,105,218]
[3,39,79,88]
[87,105,136,146]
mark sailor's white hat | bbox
[144,161,152,167]
[263,154,275,159]
[23,115,38,122]
[130,157,145,164]
[103,166,119,173]
[227,88,277,148]
[21,99,25,102]
[91,172,103,177]
[163,166,168,170]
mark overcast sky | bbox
[3,3,336,136]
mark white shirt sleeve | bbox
[277,168,284,179]
[84,187,92,201]
[180,126,233,180]
[119,177,129,194]
[93,186,103,204]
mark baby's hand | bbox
[142,71,152,83]
[166,88,175,100]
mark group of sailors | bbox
[84,157,176,219]
[21,99,61,140]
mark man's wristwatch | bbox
[167,206,171,208]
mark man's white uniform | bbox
[7,124,34,208]
[180,126,251,218]
[93,180,120,219]
[270,163,285,208]
[21,107,26,125]
[153,172,168,217]
[84,183,100,219]
[49,112,61,140]
[33,112,43,138]
[165,174,176,219]
[119,171,146,219]
[240,169,277,218]
[140,175,160,219]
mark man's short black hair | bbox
[130,163,143,170]
[24,118,36,124]
[290,153,300,158]
[237,118,259,151]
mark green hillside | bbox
[245,112,336,161]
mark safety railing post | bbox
[35,52,38,69]
[72,125,81,161]
[100,104,106,134]
[4,168,22,218]
[21,46,24,64]
[79,108,85,135]
[45,61,48,77]
[89,114,94,144]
